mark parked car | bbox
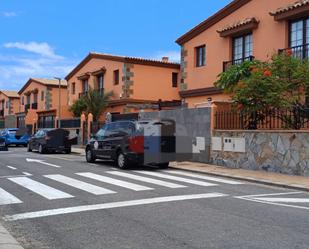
[0,128,30,147]
[28,128,72,154]
[0,136,8,151]
[85,120,171,169]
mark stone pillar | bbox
[87,113,93,141]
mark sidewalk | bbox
[170,162,309,192]
[0,223,23,249]
[71,147,309,192]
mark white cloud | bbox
[153,51,180,63]
[1,12,17,17]
[4,42,63,59]
[0,42,77,90]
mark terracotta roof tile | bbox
[32,78,67,86]
[217,17,259,33]
[270,0,309,16]
[0,90,19,98]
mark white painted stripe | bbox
[168,171,243,185]
[4,193,228,221]
[44,175,116,195]
[0,188,22,205]
[135,171,218,187]
[76,173,153,191]
[107,171,187,189]
[8,177,74,200]
[22,172,32,176]
[236,191,303,198]
[253,197,309,203]
[6,166,17,170]
[235,196,309,211]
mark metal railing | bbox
[25,104,30,113]
[60,118,81,128]
[78,92,88,98]
[215,107,309,130]
[279,44,309,60]
[223,56,255,72]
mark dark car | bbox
[28,128,72,154]
[85,120,171,169]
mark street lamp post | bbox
[54,77,61,128]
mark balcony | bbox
[25,104,30,113]
[223,56,255,72]
[279,44,309,60]
[31,103,38,110]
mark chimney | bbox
[162,57,169,62]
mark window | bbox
[71,82,75,95]
[97,75,104,90]
[195,45,206,67]
[21,96,24,105]
[172,72,178,88]
[26,95,30,105]
[41,91,44,101]
[5,101,8,109]
[114,70,119,85]
[33,92,38,103]
[289,18,309,59]
[82,79,89,93]
[232,34,253,63]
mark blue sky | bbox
[0,0,232,90]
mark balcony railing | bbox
[31,103,38,110]
[223,56,255,72]
[279,44,309,60]
[25,104,30,113]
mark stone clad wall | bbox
[211,131,309,176]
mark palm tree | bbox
[83,88,113,122]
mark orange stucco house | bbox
[176,0,308,108]
[65,52,181,117]
[0,90,19,118]
[16,78,70,132]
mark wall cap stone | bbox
[214,129,309,134]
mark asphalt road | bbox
[0,147,309,249]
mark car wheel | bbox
[27,143,32,152]
[86,148,96,163]
[157,162,169,169]
[117,152,130,169]
[23,144,27,147]
[38,144,45,154]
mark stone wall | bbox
[211,130,309,176]
[140,108,211,163]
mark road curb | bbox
[0,223,24,249]
[169,166,309,193]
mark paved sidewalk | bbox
[72,147,85,156]
[0,223,23,249]
[170,161,309,192]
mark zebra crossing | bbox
[0,170,243,206]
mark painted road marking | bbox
[8,177,74,200]
[168,171,243,185]
[107,171,187,189]
[6,166,17,170]
[26,158,61,168]
[76,173,153,191]
[3,193,228,221]
[44,174,116,195]
[135,171,218,187]
[22,172,32,176]
[252,197,309,203]
[0,187,22,205]
[236,192,303,198]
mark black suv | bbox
[85,120,170,169]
